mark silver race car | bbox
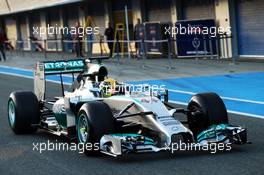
[7,57,248,156]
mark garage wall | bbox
[215,0,232,58]
[29,13,41,38]
[145,0,171,23]
[182,0,215,20]
[236,0,264,56]
[66,7,79,28]
[47,9,62,50]
[84,0,106,53]
[87,1,106,34]
[5,16,17,48]
[29,12,41,51]
[17,15,30,50]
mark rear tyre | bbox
[76,101,115,156]
[187,92,228,139]
[8,91,40,134]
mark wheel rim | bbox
[8,100,15,128]
[77,114,89,143]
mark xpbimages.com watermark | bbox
[99,83,167,97]
[165,141,232,154]
[32,24,101,38]
[32,140,232,154]
[32,140,99,154]
[164,24,232,37]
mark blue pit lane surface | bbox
[0,65,263,118]
[129,72,264,118]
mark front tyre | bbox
[8,91,40,134]
[187,92,228,138]
[77,101,115,156]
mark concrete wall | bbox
[132,0,143,26]
[0,0,82,15]
[215,0,232,58]
[4,16,17,48]
[145,0,171,23]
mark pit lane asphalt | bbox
[0,74,263,175]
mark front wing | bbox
[99,124,248,157]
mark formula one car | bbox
[7,57,248,156]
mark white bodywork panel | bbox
[104,95,193,146]
[34,62,45,101]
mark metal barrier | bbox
[4,34,233,67]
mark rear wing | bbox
[34,59,86,101]
[43,59,85,75]
[34,57,109,101]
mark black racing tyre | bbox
[77,101,115,156]
[8,91,40,134]
[187,92,228,139]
